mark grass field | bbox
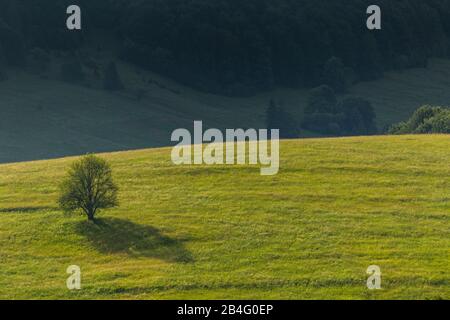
[0,135,449,299]
[3,58,450,163]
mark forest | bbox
[1,0,450,96]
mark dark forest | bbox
[1,0,450,95]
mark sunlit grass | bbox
[0,135,449,299]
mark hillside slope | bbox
[0,135,449,299]
[2,59,450,163]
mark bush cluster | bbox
[388,106,450,134]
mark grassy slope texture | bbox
[0,135,449,300]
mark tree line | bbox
[1,0,450,95]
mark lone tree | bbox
[58,154,118,221]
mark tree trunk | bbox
[87,210,95,222]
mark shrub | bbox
[387,121,408,135]
[426,111,450,133]
[58,155,118,221]
[407,106,444,132]
[388,106,447,134]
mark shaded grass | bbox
[74,218,193,262]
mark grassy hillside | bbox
[0,135,449,300]
[2,59,450,163]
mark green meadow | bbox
[0,135,449,299]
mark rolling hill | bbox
[0,135,449,299]
[2,58,450,163]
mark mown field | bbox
[0,135,449,299]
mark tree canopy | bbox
[58,154,118,221]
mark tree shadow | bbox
[74,218,193,263]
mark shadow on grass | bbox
[0,206,56,214]
[74,218,193,263]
